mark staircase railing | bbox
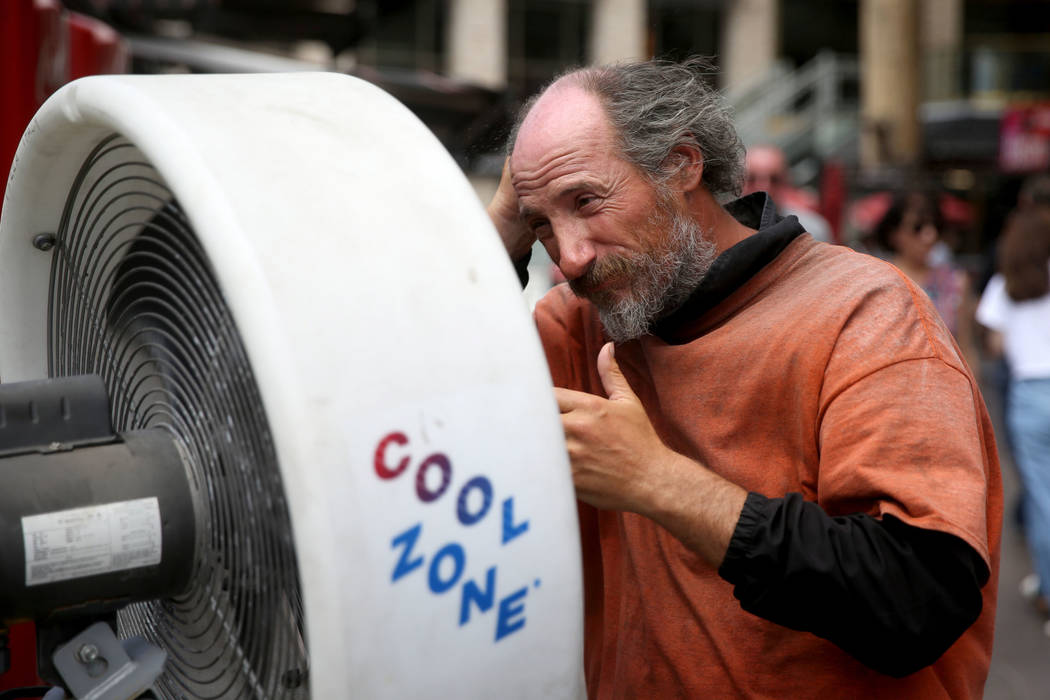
[727,50,860,164]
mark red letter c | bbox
[375,431,410,479]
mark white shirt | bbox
[783,205,831,243]
[976,271,1050,380]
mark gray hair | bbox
[509,57,745,199]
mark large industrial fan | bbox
[0,73,584,699]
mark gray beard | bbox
[570,206,717,343]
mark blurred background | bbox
[6,1,1050,295]
[2,1,1049,697]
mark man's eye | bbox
[577,195,598,209]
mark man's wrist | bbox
[640,452,749,569]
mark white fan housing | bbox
[0,73,584,699]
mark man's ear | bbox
[665,142,704,194]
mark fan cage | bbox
[48,133,309,699]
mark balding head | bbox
[505,72,723,342]
[511,80,612,178]
[508,58,745,200]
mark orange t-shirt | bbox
[535,234,1002,699]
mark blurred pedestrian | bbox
[1017,172,1050,211]
[874,190,980,370]
[744,145,832,242]
[977,206,1050,634]
[984,174,1050,531]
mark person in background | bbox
[873,190,980,371]
[977,206,1050,636]
[744,144,832,242]
[1018,173,1050,211]
[984,174,1050,531]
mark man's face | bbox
[744,147,788,199]
[890,202,939,265]
[571,193,717,342]
[511,84,716,341]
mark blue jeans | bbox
[1008,378,1050,597]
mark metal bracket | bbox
[51,622,165,700]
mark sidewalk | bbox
[982,371,1050,699]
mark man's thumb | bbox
[597,342,635,401]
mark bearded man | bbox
[487,58,1001,698]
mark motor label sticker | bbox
[22,497,162,586]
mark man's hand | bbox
[557,342,749,568]
[556,342,674,513]
[486,158,535,261]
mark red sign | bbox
[999,103,1050,173]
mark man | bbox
[744,144,833,242]
[488,58,1001,698]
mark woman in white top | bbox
[977,207,1050,629]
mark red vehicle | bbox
[0,3,127,693]
[1,0,128,202]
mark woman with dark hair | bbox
[874,191,979,369]
[977,206,1050,634]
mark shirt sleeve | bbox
[718,291,997,677]
[817,357,992,565]
[718,491,988,677]
[975,274,1007,331]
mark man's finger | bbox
[487,157,535,260]
[597,342,637,402]
[554,387,600,413]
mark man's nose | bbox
[553,227,597,281]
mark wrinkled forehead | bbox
[510,82,615,172]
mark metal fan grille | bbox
[48,134,309,699]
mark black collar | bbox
[651,192,806,343]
